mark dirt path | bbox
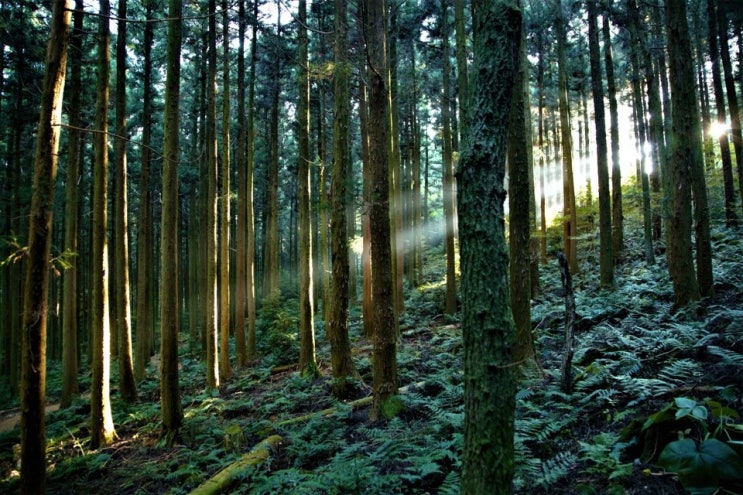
[0,402,62,434]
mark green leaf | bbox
[658,438,743,489]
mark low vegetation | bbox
[1,181,743,494]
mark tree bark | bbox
[442,0,457,315]
[20,0,71,491]
[459,1,521,492]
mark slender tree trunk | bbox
[328,0,357,394]
[537,33,548,264]
[588,0,613,287]
[557,0,578,274]
[246,0,258,359]
[442,0,457,315]
[717,7,743,217]
[219,0,233,381]
[365,0,398,421]
[205,0,220,390]
[388,8,404,318]
[455,0,469,142]
[508,20,534,366]
[360,81,374,339]
[135,0,155,382]
[114,0,137,403]
[297,0,316,377]
[707,0,738,227]
[460,1,521,492]
[602,15,623,260]
[665,0,701,305]
[61,0,83,408]
[90,0,116,449]
[160,0,184,445]
[20,1,71,491]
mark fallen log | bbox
[189,434,283,495]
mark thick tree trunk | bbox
[20,1,71,491]
[328,0,357,395]
[160,0,184,445]
[365,0,398,421]
[460,2,521,492]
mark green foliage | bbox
[658,438,743,493]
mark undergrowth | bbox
[1,188,743,494]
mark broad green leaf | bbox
[658,438,743,490]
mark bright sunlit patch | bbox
[709,121,729,139]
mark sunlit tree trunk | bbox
[588,0,613,286]
[20,1,71,490]
[219,0,233,381]
[90,0,116,449]
[442,0,457,315]
[246,0,258,359]
[114,0,137,403]
[365,0,398,421]
[556,0,578,274]
[707,0,737,227]
[536,32,548,264]
[234,0,247,368]
[205,0,220,389]
[61,0,83,409]
[297,0,316,377]
[460,1,521,491]
[360,81,374,339]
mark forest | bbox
[1,0,743,493]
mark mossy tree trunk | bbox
[459,1,522,492]
[20,0,71,491]
[160,0,184,445]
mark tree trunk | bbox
[602,15,623,260]
[360,81,374,339]
[556,0,578,274]
[90,0,117,449]
[508,22,534,367]
[160,0,184,445]
[365,0,398,421]
[219,0,233,381]
[246,0,258,359]
[205,0,220,389]
[297,0,316,378]
[114,0,137,403]
[460,1,521,492]
[442,0,457,315]
[61,0,82,409]
[665,0,701,305]
[328,0,357,394]
[20,1,71,491]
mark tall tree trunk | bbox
[508,20,534,366]
[114,0,137,403]
[717,6,743,217]
[205,0,220,389]
[602,15,623,260]
[536,32,548,264]
[454,0,469,141]
[219,0,233,381]
[588,0,613,287]
[388,7,404,318]
[135,0,155,382]
[297,0,316,378]
[246,0,258,359]
[556,0,578,274]
[61,0,83,409]
[235,0,248,367]
[160,0,184,445]
[460,1,521,492]
[328,0,357,394]
[359,81,374,339]
[90,0,116,449]
[442,0,457,315]
[665,0,701,305]
[365,0,398,421]
[707,0,738,227]
[20,0,71,491]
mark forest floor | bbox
[1,224,743,494]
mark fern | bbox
[705,345,743,366]
[537,451,577,487]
